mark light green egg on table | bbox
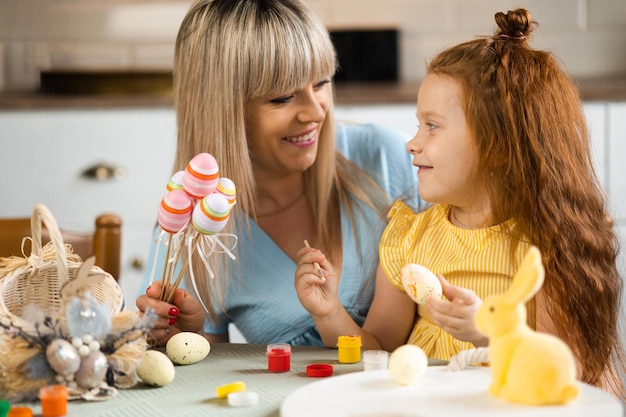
[136,350,176,387]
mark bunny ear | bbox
[502,246,545,305]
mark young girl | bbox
[295,8,625,398]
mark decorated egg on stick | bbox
[183,153,219,199]
[158,189,193,233]
[216,177,236,208]
[192,193,231,235]
[166,170,185,192]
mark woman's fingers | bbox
[136,283,185,345]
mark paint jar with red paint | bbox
[267,343,291,372]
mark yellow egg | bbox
[388,344,428,385]
[136,350,175,387]
[166,332,211,365]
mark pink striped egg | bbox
[192,193,231,235]
[183,153,219,199]
[158,189,193,233]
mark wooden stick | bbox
[166,234,187,286]
[164,234,200,303]
[304,239,325,281]
[160,234,173,300]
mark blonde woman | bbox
[136,0,419,345]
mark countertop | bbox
[1,76,625,110]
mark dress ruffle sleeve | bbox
[379,200,419,291]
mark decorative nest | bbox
[0,204,155,402]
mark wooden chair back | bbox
[0,213,122,281]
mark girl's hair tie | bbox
[499,33,526,40]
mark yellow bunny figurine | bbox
[475,246,579,405]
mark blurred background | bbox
[0,0,624,91]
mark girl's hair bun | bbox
[494,8,537,41]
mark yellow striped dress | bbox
[379,201,533,361]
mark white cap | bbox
[228,391,259,407]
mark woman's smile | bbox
[283,127,318,146]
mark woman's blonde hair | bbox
[428,8,624,396]
[173,0,389,321]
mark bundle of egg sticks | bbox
[149,153,237,310]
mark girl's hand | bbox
[426,274,488,347]
[136,282,207,346]
[294,244,340,319]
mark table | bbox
[14,343,382,417]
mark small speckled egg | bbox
[388,344,428,385]
[166,332,211,365]
[401,264,443,305]
[136,350,175,387]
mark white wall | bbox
[0,0,625,91]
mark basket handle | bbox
[30,204,69,281]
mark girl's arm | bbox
[362,265,417,352]
[296,246,415,350]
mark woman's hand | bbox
[136,282,207,346]
[427,274,488,347]
[294,244,340,320]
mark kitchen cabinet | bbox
[608,102,626,220]
[607,104,626,352]
[0,108,177,301]
[584,102,607,191]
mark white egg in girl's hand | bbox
[136,350,175,387]
[166,332,211,365]
[388,344,428,385]
[401,264,443,305]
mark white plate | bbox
[280,367,623,417]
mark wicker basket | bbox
[0,204,123,335]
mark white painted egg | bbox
[401,264,443,305]
[46,339,81,376]
[166,332,211,365]
[388,344,428,385]
[136,350,175,387]
[75,350,108,389]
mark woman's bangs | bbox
[249,22,336,98]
